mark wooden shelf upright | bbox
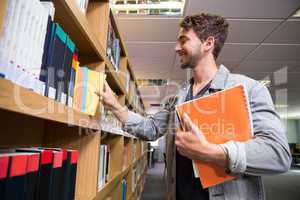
[0,0,148,200]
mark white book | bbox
[0,0,16,78]
[98,145,104,189]
[3,0,18,81]
[40,2,55,20]
[14,0,30,85]
[102,145,107,187]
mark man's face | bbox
[175,28,203,69]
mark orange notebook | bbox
[175,84,253,188]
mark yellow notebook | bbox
[175,84,253,188]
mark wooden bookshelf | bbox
[0,0,148,200]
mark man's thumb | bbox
[183,113,203,140]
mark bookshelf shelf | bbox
[105,62,126,95]
[95,150,146,200]
[0,78,99,130]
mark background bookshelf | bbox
[0,0,148,200]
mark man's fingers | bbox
[183,113,204,140]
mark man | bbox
[98,13,291,200]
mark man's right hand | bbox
[97,81,129,123]
[98,81,119,109]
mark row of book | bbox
[100,106,123,131]
[0,0,54,93]
[0,147,78,200]
[97,144,110,190]
[107,14,121,71]
[0,0,105,116]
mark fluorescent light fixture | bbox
[292,8,300,17]
[110,0,186,16]
[258,79,271,87]
[274,104,288,108]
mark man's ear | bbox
[204,36,215,53]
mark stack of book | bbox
[0,147,78,200]
[0,0,55,95]
[97,144,110,190]
[107,15,121,71]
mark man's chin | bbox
[180,63,192,69]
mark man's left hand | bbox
[175,113,228,167]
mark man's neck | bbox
[192,57,218,86]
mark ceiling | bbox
[115,0,300,117]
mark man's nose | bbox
[174,42,181,52]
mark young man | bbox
[98,13,291,200]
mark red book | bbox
[0,153,28,200]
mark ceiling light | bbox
[274,104,288,108]
[258,80,271,87]
[292,8,300,17]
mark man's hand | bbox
[175,113,228,167]
[97,81,119,109]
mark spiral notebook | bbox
[175,84,253,188]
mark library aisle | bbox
[141,162,167,200]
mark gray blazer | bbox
[123,65,291,200]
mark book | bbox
[0,152,28,200]
[64,38,76,106]
[24,153,40,200]
[67,52,78,107]
[62,149,78,200]
[175,84,253,188]
[121,178,126,200]
[16,148,54,200]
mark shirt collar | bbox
[176,64,230,104]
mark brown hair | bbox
[180,13,229,60]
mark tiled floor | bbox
[141,162,166,200]
[141,164,300,200]
[264,169,300,200]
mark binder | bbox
[0,153,28,200]
[175,84,253,188]
[50,150,63,200]
[44,22,57,99]
[62,149,78,200]
[0,154,10,198]
[24,153,40,200]
[53,24,67,103]
[68,52,78,107]
[40,15,53,90]
[16,148,54,200]
[64,37,75,106]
